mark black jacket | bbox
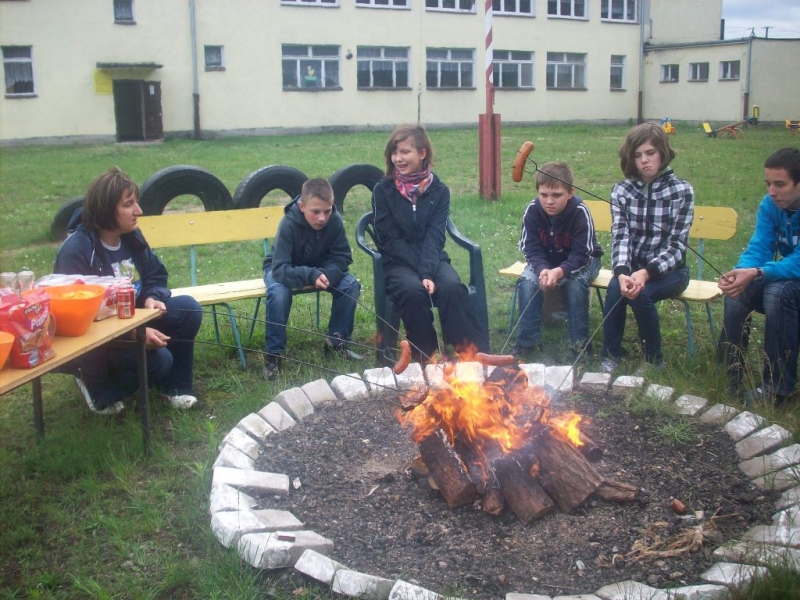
[371,174,450,280]
[262,196,353,289]
[54,223,171,307]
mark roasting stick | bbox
[499,285,543,355]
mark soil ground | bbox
[256,384,778,599]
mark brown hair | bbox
[300,178,334,204]
[764,147,800,185]
[535,162,574,191]
[383,124,434,177]
[82,167,139,232]
[618,122,676,179]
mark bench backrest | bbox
[137,206,285,285]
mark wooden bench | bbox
[500,202,738,359]
[137,207,319,369]
[786,120,800,136]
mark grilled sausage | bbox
[512,141,535,182]
[475,352,516,366]
[394,340,412,374]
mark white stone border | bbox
[208,363,800,600]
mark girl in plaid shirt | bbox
[600,123,695,373]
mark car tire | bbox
[232,165,308,209]
[50,195,84,241]
[138,165,233,215]
[328,164,384,214]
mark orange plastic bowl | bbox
[0,330,13,369]
[45,284,106,337]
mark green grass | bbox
[2,122,799,598]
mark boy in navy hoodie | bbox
[263,178,362,380]
[516,162,603,359]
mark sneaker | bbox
[512,344,541,360]
[323,339,364,361]
[263,355,281,381]
[74,377,124,415]
[743,386,787,407]
[163,394,198,410]
[600,357,620,375]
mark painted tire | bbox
[50,195,84,240]
[328,164,384,214]
[138,165,233,215]
[232,165,308,209]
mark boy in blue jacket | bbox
[718,147,800,405]
[263,178,362,380]
[516,162,603,359]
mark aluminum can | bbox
[17,270,35,293]
[117,286,135,319]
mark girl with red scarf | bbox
[371,124,490,363]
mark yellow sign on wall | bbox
[93,69,113,95]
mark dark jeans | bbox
[718,279,800,396]
[385,260,490,360]
[264,268,360,356]
[601,266,689,364]
[517,257,601,348]
[69,294,202,409]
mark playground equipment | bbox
[660,116,676,135]
[703,121,745,139]
[786,120,800,136]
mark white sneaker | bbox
[74,377,124,415]
[162,394,198,410]
[600,357,620,375]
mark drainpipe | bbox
[190,0,201,139]
[637,0,646,123]
[743,35,753,120]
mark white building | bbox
[0,0,797,144]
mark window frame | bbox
[600,0,636,22]
[492,0,534,16]
[357,46,410,89]
[425,0,477,14]
[546,52,587,90]
[426,47,475,89]
[113,0,135,24]
[2,45,35,97]
[547,0,586,19]
[355,0,409,7]
[719,60,740,81]
[204,45,224,71]
[281,44,341,90]
[660,64,679,83]
[688,62,709,82]
[610,54,626,90]
[280,0,338,6]
[492,50,534,89]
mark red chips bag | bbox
[0,288,56,368]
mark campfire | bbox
[396,360,638,524]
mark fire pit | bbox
[210,361,792,599]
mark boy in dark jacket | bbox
[263,178,362,380]
[516,162,603,359]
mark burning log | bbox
[417,429,476,509]
[577,432,604,462]
[480,483,506,516]
[492,455,555,524]
[398,384,429,412]
[594,479,638,503]
[529,427,603,513]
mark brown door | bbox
[143,81,163,140]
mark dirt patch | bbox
[256,386,777,598]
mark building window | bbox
[114,0,134,23]
[425,0,476,13]
[689,62,709,82]
[493,50,534,88]
[492,0,534,16]
[357,47,409,88]
[204,46,224,70]
[426,48,474,89]
[610,54,625,90]
[282,45,340,89]
[547,0,585,18]
[720,60,740,80]
[546,52,586,89]
[601,0,635,22]
[660,64,679,83]
[2,46,34,96]
[281,0,338,5]
[356,0,408,6]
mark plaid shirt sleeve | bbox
[610,182,633,276]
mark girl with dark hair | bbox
[601,123,694,373]
[54,167,202,414]
[371,124,489,362]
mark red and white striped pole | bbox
[479,0,501,200]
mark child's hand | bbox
[315,274,329,290]
[538,268,563,290]
[144,327,170,349]
[422,278,435,295]
[619,273,644,299]
[718,268,756,298]
[144,297,166,312]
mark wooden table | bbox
[0,308,161,451]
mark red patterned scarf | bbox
[394,167,433,206]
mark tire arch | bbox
[138,165,233,215]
